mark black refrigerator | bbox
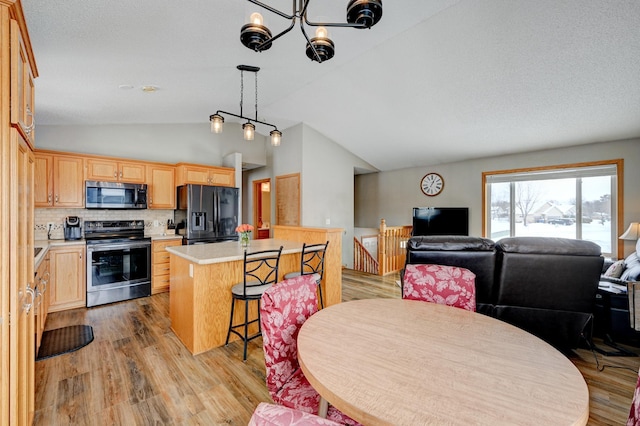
[174,184,239,244]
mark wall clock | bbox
[420,172,444,196]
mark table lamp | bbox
[621,222,640,332]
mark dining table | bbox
[297,298,590,425]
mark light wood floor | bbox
[35,269,640,425]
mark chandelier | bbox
[240,0,383,63]
[209,65,282,146]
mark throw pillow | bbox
[604,260,625,278]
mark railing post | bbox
[379,219,386,275]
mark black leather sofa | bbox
[403,235,604,350]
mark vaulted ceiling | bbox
[22,0,640,171]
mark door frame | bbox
[253,178,271,238]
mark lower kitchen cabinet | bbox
[34,253,50,351]
[152,239,182,294]
[48,244,86,312]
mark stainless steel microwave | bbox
[85,180,147,209]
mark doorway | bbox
[253,179,271,239]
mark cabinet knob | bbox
[114,172,117,178]
[48,193,52,204]
[55,194,59,203]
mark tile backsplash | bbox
[35,208,175,240]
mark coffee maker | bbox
[64,216,82,240]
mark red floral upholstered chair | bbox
[260,274,360,425]
[628,368,640,425]
[249,402,341,426]
[402,263,477,311]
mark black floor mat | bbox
[36,325,94,361]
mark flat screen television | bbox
[412,207,469,236]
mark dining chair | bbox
[249,402,341,426]
[628,368,640,425]
[402,263,477,311]
[225,246,283,361]
[260,274,360,425]
[283,241,329,308]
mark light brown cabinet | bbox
[48,245,86,312]
[34,152,84,207]
[86,158,146,183]
[176,163,234,187]
[152,239,182,294]
[4,4,38,423]
[147,164,176,209]
[34,253,50,352]
[10,19,36,146]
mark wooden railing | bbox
[353,219,412,276]
[378,219,413,275]
[354,237,379,274]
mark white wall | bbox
[355,138,640,257]
[246,123,376,267]
[36,122,267,167]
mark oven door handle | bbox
[87,242,150,252]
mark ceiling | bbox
[21,0,640,172]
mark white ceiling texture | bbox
[22,0,640,172]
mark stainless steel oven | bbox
[85,220,151,307]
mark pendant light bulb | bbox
[210,114,224,134]
[316,26,328,39]
[250,12,264,26]
[243,122,255,141]
[270,129,282,146]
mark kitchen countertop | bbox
[166,238,303,265]
[34,239,86,268]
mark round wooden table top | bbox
[297,299,589,426]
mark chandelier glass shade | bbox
[240,0,383,63]
[209,65,282,146]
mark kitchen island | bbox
[167,226,343,354]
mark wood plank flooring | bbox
[35,270,640,425]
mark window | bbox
[483,161,623,257]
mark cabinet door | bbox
[9,131,35,425]
[147,165,175,209]
[85,158,119,182]
[53,156,84,207]
[181,165,211,185]
[49,246,86,312]
[10,20,35,146]
[34,153,53,207]
[209,168,234,187]
[34,255,50,351]
[119,161,146,183]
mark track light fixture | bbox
[209,65,282,146]
[240,0,383,63]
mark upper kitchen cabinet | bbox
[86,158,146,183]
[10,19,36,147]
[175,163,235,187]
[34,152,84,208]
[146,164,175,209]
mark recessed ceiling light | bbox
[118,84,134,90]
[141,85,158,93]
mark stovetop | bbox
[84,220,146,241]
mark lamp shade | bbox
[619,222,640,240]
[210,114,224,133]
[243,122,255,140]
[270,130,281,146]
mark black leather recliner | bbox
[403,235,604,350]
[493,237,603,349]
